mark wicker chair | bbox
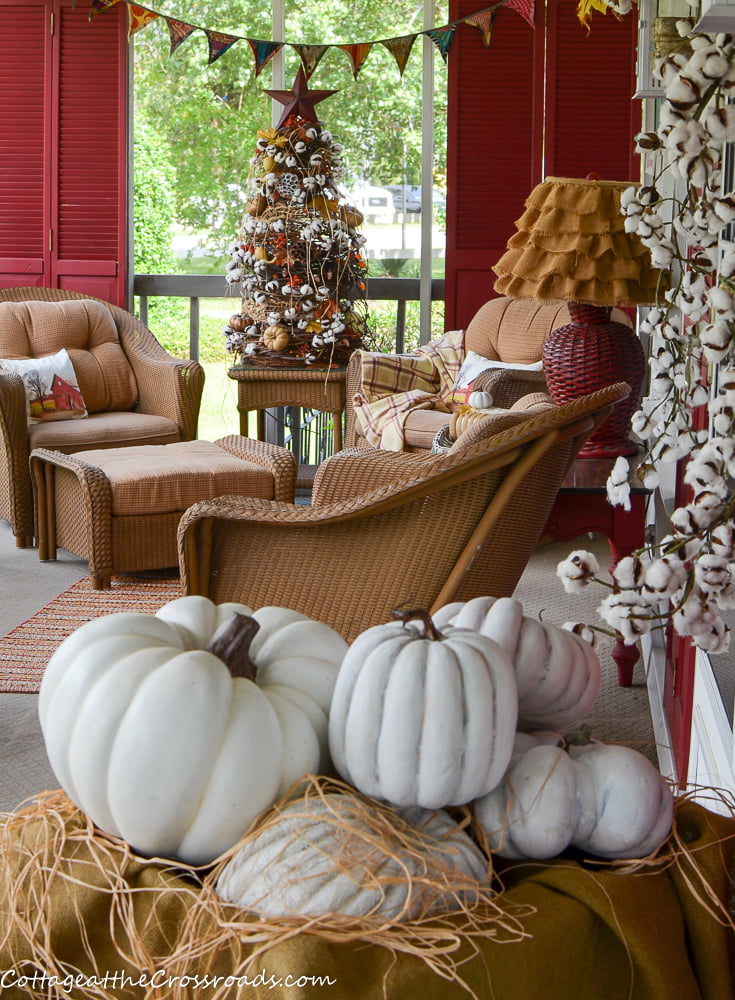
[178,383,629,642]
[0,287,204,547]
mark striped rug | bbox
[0,574,182,693]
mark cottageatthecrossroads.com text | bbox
[0,968,338,991]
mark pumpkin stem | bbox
[391,607,444,641]
[207,613,261,680]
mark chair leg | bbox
[15,535,33,549]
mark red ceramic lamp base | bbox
[542,303,645,458]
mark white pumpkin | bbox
[433,596,601,730]
[38,595,348,865]
[474,731,674,860]
[328,609,518,810]
[468,389,494,409]
[216,792,487,920]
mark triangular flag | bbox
[127,4,158,38]
[464,10,495,47]
[88,0,123,19]
[247,39,285,78]
[206,30,240,65]
[380,34,417,77]
[505,0,535,27]
[291,44,330,80]
[167,17,198,56]
[425,26,456,64]
[337,42,373,79]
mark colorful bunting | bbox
[337,43,373,80]
[380,35,418,77]
[127,4,158,38]
[167,17,197,56]
[425,26,456,63]
[464,10,495,46]
[87,2,530,78]
[291,44,330,80]
[206,30,240,65]
[247,39,285,78]
[88,0,123,19]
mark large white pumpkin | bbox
[474,731,674,860]
[433,596,601,730]
[38,595,348,865]
[216,793,488,920]
[328,609,518,809]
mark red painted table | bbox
[544,456,652,687]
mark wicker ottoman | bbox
[30,436,296,589]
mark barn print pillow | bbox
[0,349,88,424]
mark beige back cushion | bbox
[0,299,137,413]
[464,297,571,364]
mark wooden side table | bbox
[228,365,347,483]
[544,456,652,688]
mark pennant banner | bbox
[426,26,456,64]
[337,43,373,80]
[464,10,495,47]
[127,4,158,37]
[88,1,534,78]
[248,39,285,78]
[380,35,418,77]
[167,17,197,56]
[291,44,330,80]
[206,30,240,65]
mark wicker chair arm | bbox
[0,370,34,540]
[312,446,439,504]
[214,435,297,502]
[472,367,548,408]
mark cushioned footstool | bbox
[30,436,296,589]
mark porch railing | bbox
[132,273,445,466]
[133,273,446,361]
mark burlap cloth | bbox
[0,794,733,999]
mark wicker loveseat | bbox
[0,287,204,546]
[178,383,629,642]
[345,296,632,453]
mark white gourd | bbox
[328,609,518,810]
[38,595,348,865]
[433,596,601,730]
[216,793,488,920]
[474,731,674,860]
[468,389,494,409]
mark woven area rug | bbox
[0,574,182,693]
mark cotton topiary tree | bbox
[223,68,370,368]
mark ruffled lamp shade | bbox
[493,176,661,457]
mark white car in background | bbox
[349,184,395,224]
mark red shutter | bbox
[0,0,128,304]
[0,1,50,288]
[53,1,128,303]
[445,0,640,331]
[544,1,639,181]
[445,1,542,330]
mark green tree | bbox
[132,1,447,253]
[133,118,177,274]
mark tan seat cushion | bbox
[28,411,181,452]
[0,299,137,413]
[403,408,450,450]
[69,440,276,516]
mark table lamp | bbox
[492,175,661,457]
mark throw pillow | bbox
[0,348,88,424]
[447,351,544,406]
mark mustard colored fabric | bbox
[0,799,733,1000]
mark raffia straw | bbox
[0,780,532,1000]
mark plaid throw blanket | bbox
[352,329,465,450]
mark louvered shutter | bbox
[445,0,639,331]
[52,1,128,303]
[0,1,128,304]
[0,1,50,288]
[544,1,639,181]
[445,1,542,330]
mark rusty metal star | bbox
[264,68,338,128]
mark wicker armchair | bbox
[0,287,204,546]
[178,383,629,642]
